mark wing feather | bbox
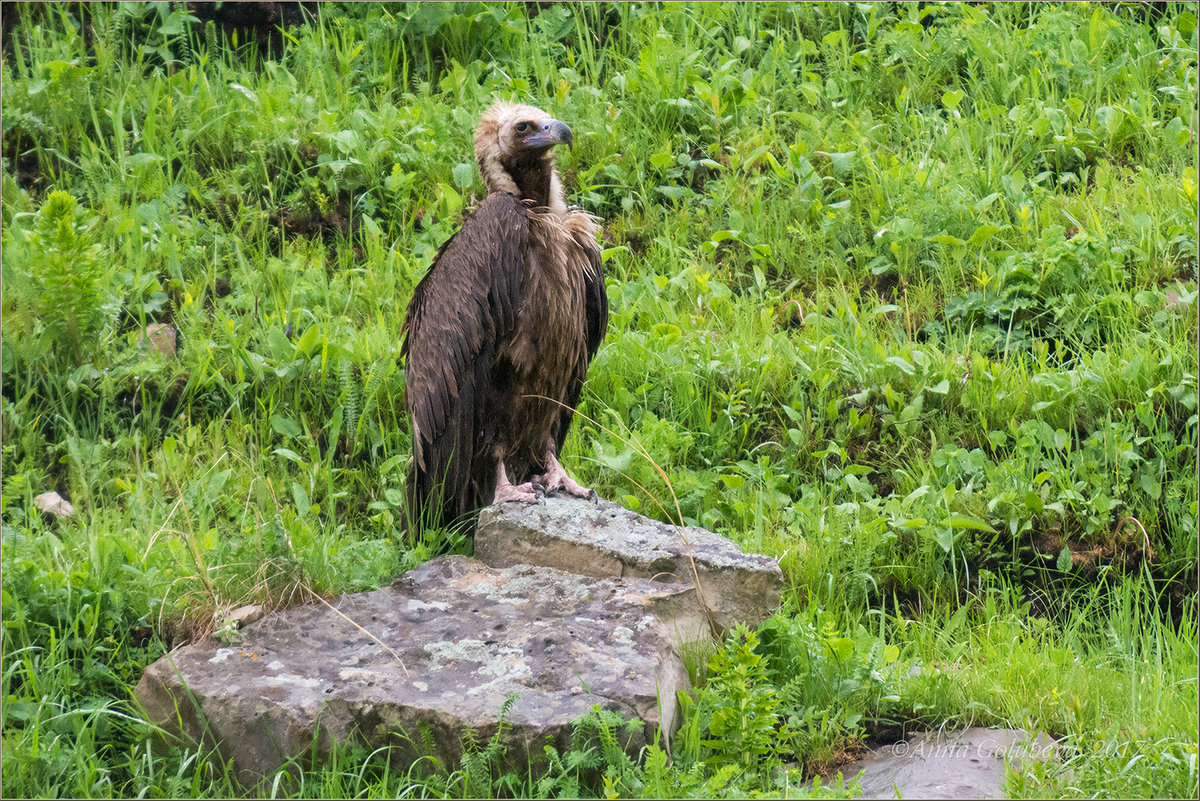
[402,194,528,529]
[582,229,608,360]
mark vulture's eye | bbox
[514,121,530,134]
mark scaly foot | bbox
[492,481,543,504]
[534,453,597,502]
[492,461,545,505]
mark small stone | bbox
[33,491,73,518]
[227,604,265,626]
[476,496,783,634]
[140,323,177,358]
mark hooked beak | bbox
[523,119,573,150]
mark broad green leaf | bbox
[271,414,302,438]
[928,233,967,247]
[945,603,970,636]
[1178,10,1197,36]
[273,448,305,464]
[649,152,674,170]
[209,469,231,496]
[1056,546,1074,572]
[652,323,681,343]
[1140,471,1163,500]
[821,29,846,47]
[967,223,1002,247]
[451,162,475,189]
[437,182,462,217]
[128,152,165,168]
[948,514,996,533]
[974,192,1001,211]
[379,455,406,476]
[935,526,955,553]
[292,483,311,518]
[598,449,634,472]
[829,151,856,173]
[1088,6,1110,55]
[825,636,855,660]
[296,325,322,356]
[360,214,382,239]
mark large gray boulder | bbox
[476,496,783,633]
[135,556,702,787]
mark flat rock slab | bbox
[477,496,783,633]
[830,728,1057,799]
[136,556,701,787]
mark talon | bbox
[533,452,594,501]
[532,482,547,499]
[589,489,599,505]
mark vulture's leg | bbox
[534,450,599,503]
[492,461,543,505]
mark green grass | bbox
[2,1,1197,798]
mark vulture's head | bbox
[475,101,572,212]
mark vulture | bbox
[401,102,608,533]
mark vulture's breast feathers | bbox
[504,206,600,373]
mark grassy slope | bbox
[1,2,1197,798]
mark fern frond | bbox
[31,190,110,366]
[339,357,359,443]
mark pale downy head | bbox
[474,101,572,213]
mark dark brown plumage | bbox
[401,102,608,533]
